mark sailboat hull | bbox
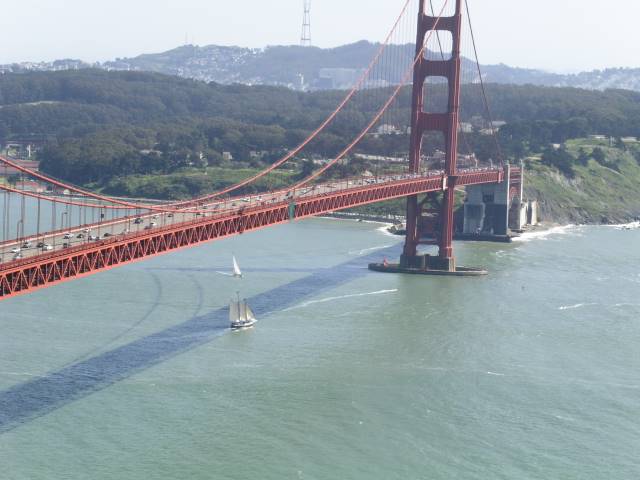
[230,319,257,329]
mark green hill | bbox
[2,70,640,223]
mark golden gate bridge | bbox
[0,0,522,300]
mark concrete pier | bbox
[369,253,488,277]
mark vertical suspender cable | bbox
[464,0,503,164]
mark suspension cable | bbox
[464,0,504,164]
[168,0,416,206]
[292,0,450,189]
[0,0,416,213]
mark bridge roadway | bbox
[0,167,510,299]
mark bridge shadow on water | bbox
[0,247,398,434]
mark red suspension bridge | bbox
[0,0,522,299]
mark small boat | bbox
[232,255,243,278]
[230,292,257,329]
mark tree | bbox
[0,121,8,146]
[296,159,315,180]
[615,137,626,150]
[542,147,575,178]
[592,147,606,164]
[577,148,589,166]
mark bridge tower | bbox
[369,0,489,276]
[401,0,464,272]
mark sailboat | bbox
[229,292,257,329]
[232,255,243,278]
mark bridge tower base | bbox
[369,257,487,277]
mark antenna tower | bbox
[301,0,312,46]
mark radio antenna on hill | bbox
[301,0,312,46]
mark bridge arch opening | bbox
[424,29,453,61]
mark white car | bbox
[22,241,32,248]
[10,247,21,254]
[13,253,22,260]
[63,233,73,239]
[42,244,53,251]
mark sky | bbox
[1,0,638,73]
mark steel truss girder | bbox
[0,170,511,300]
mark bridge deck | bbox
[0,167,512,299]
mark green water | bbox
[1,218,639,479]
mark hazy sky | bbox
[1,0,637,72]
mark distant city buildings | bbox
[459,122,473,133]
[317,68,366,90]
[0,59,95,74]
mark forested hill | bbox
[1,70,640,189]
[2,70,640,136]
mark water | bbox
[1,218,639,479]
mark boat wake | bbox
[348,244,395,255]
[283,289,398,311]
[614,303,640,308]
[215,271,235,277]
[558,303,598,311]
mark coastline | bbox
[319,211,403,225]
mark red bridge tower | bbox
[372,0,488,276]
[401,0,463,272]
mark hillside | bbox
[3,41,640,92]
[104,43,640,92]
[1,70,640,223]
[525,140,640,224]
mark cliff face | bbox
[524,143,640,225]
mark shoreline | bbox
[319,212,403,226]
[320,215,640,242]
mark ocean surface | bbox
[0,218,639,479]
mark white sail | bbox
[229,300,239,322]
[232,255,242,277]
[239,301,248,321]
[245,303,256,321]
